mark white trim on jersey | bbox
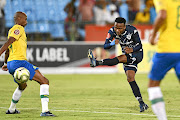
[123,64,137,70]
[110,28,113,32]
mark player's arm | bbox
[0,37,16,56]
[2,49,9,71]
[132,29,142,52]
[4,49,9,64]
[104,31,117,49]
[149,10,167,45]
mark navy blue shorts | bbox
[7,60,39,83]
[149,53,180,81]
[123,51,143,73]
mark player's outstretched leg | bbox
[88,49,97,67]
[88,49,120,67]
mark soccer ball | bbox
[14,67,30,83]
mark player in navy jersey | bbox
[88,17,148,112]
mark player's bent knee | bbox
[127,76,135,82]
[18,83,27,90]
[117,55,127,63]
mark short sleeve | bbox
[9,26,23,40]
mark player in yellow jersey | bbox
[0,11,55,116]
[148,0,180,120]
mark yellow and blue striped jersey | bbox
[154,0,180,53]
[7,24,27,61]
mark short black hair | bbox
[115,17,126,24]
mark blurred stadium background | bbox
[0,0,157,74]
[3,0,155,41]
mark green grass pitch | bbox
[0,73,180,120]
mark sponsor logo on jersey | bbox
[126,33,132,40]
[14,29,20,35]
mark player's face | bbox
[20,14,27,27]
[114,22,126,35]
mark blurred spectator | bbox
[64,11,78,41]
[106,4,120,25]
[0,0,6,40]
[78,0,95,24]
[126,0,140,23]
[150,7,156,24]
[119,0,128,22]
[145,0,154,10]
[64,0,77,18]
[93,0,108,25]
[147,0,156,23]
[64,0,79,41]
[134,0,155,24]
[78,0,95,41]
[107,0,119,13]
[134,8,150,24]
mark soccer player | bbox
[88,17,149,112]
[0,11,55,116]
[148,0,180,120]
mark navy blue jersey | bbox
[104,25,143,54]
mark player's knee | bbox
[19,83,27,90]
[117,55,127,63]
[127,76,135,82]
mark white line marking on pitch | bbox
[0,107,39,110]
[72,108,124,109]
[1,107,180,118]
[53,109,156,116]
[52,109,180,118]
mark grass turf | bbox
[0,73,179,120]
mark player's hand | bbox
[110,39,115,46]
[124,47,133,54]
[115,39,119,44]
[2,64,8,71]
[149,32,157,45]
[110,39,119,46]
